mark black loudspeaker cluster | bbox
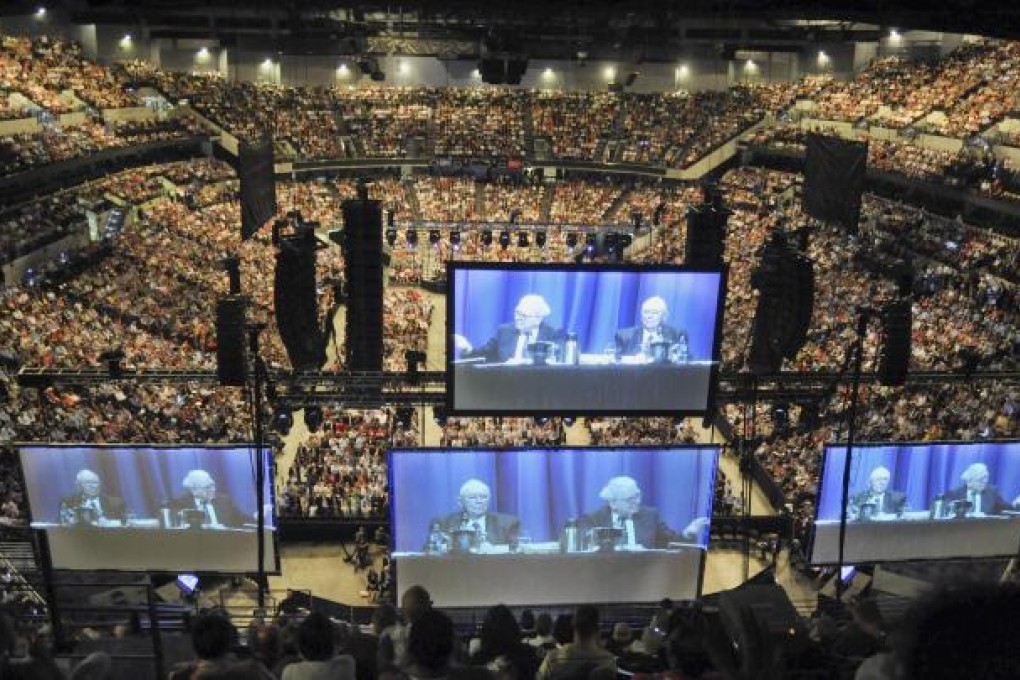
[685,191,729,269]
[478,56,528,84]
[216,296,247,386]
[748,232,816,375]
[274,229,326,371]
[342,198,384,373]
[879,299,912,386]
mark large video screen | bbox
[19,444,276,573]
[811,440,1020,564]
[389,446,719,606]
[448,263,725,415]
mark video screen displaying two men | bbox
[389,446,718,605]
[448,264,725,414]
[811,441,1020,564]
[391,446,717,553]
[19,445,275,572]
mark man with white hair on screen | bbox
[848,466,907,520]
[424,478,520,551]
[575,476,709,550]
[614,296,689,360]
[59,469,126,526]
[453,294,566,364]
[172,469,247,529]
[942,462,1020,517]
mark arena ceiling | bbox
[13,1,1020,56]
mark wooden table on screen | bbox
[452,362,713,412]
[35,524,278,573]
[810,516,1020,564]
[393,546,706,606]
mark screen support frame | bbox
[836,310,871,598]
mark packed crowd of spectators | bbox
[547,180,621,224]
[336,87,433,158]
[0,35,137,113]
[748,125,1020,204]
[587,418,697,446]
[279,408,399,519]
[414,177,481,223]
[714,166,1020,534]
[480,177,546,224]
[440,418,566,448]
[7,33,1020,601]
[936,41,1020,137]
[432,88,528,159]
[533,91,618,160]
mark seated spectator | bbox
[605,623,637,658]
[528,614,559,660]
[537,605,617,680]
[470,604,538,680]
[402,608,458,679]
[281,612,356,680]
[168,612,273,680]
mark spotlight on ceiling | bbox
[566,233,578,250]
[481,230,493,247]
[385,228,397,246]
[406,229,418,248]
[536,231,547,248]
[517,231,529,248]
[429,229,441,246]
[499,230,511,250]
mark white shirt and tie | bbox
[642,330,663,350]
[197,498,219,525]
[513,330,538,361]
[85,497,103,517]
[462,516,487,537]
[969,490,983,515]
[613,514,637,548]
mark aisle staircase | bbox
[539,184,555,222]
[522,103,536,158]
[533,137,552,160]
[404,180,422,223]
[603,186,633,223]
[474,181,486,220]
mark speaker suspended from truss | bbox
[273,217,327,371]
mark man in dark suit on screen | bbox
[848,466,907,520]
[424,479,520,552]
[59,469,127,526]
[576,476,708,550]
[615,296,689,359]
[452,294,565,364]
[942,462,1020,517]
[171,469,248,529]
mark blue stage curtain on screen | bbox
[817,441,1020,520]
[19,446,271,525]
[389,447,719,551]
[452,269,722,362]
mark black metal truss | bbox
[17,367,1020,408]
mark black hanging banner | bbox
[239,138,277,240]
[804,133,867,233]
